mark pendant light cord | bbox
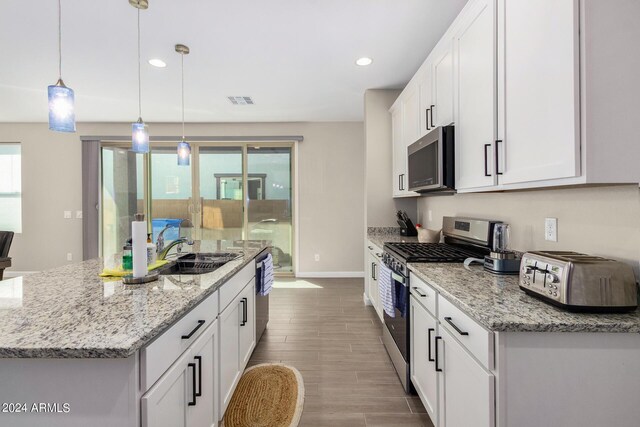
[58,0,62,79]
[181,52,185,140]
[137,9,142,119]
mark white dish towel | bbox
[260,253,274,296]
[377,262,395,318]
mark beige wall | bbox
[0,121,364,275]
[417,185,640,275]
[364,89,417,227]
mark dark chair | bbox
[0,231,14,281]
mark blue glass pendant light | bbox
[48,0,76,133]
[131,1,149,153]
[176,44,191,166]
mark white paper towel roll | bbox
[132,220,148,278]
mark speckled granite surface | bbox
[367,228,418,250]
[0,240,269,358]
[408,263,640,333]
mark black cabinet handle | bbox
[188,362,197,406]
[398,174,402,191]
[495,140,503,175]
[371,262,375,280]
[412,287,427,298]
[240,298,247,326]
[444,316,469,336]
[373,264,377,280]
[426,109,431,131]
[181,320,206,340]
[434,336,443,372]
[430,104,435,128]
[194,356,202,397]
[484,144,491,177]
[428,328,435,362]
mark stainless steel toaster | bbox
[519,251,638,312]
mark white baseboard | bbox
[296,271,365,278]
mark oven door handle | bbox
[391,272,406,285]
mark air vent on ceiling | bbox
[228,96,254,105]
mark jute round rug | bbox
[222,363,305,427]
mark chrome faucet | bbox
[156,224,174,253]
[158,237,193,260]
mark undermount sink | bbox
[158,252,241,275]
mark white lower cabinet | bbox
[142,320,219,427]
[219,279,256,418]
[438,326,495,427]
[410,296,439,423]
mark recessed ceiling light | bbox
[148,59,167,68]
[355,57,373,66]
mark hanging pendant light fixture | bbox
[176,44,191,166]
[131,0,149,153]
[48,0,76,133]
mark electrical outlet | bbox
[75,210,83,219]
[63,211,72,219]
[314,254,320,262]
[545,218,558,242]
[66,253,73,261]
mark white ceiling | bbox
[0,0,467,123]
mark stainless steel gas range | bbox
[380,217,500,393]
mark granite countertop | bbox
[367,227,419,249]
[0,240,269,358]
[408,263,640,333]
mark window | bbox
[0,144,22,233]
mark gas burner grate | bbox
[384,242,482,263]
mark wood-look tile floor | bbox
[249,278,434,427]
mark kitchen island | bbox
[408,262,640,427]
[0,240,270,427]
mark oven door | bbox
[408,127,444,192]
[383,271,410,362]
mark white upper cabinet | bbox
[497,0,580,185]
[432,45,454,128]
[391,101,419,198]
[402,82,421,146]
[419,67,434,138]
[454,0,497,191]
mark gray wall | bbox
[416,185,640,275]
[0,121,365,276]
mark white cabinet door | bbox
[367,252,378,310]
[238,280,256,369]
[439,327,494,427]
[419,68,434,138]
[188,321,218,427]
[454,0,498,190]
[432,45,454,127]
[141,351,192,427]
[403,82,421,147]
[219,297,241,416]
[391,105,406,197]
[498,0,580,184]
[410,296,439,424]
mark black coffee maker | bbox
[396,211,418,236]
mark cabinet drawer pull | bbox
[495,140,503,175]
[428,328,435,362]
[412,287,427,298]
[429,104,435,128]
[484,144,491,177]
[240,298,248,326]
[444,316,469,336]
[188,362,197,406]
[181,320,206,339]
[434,336,443,372]
[194,356,202,397]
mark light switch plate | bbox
[63,211,72,219]
[66,253,73,261]
[545,217,558,242]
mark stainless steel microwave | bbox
[407,125,455,193]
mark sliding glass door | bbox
[100,141,295,274]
